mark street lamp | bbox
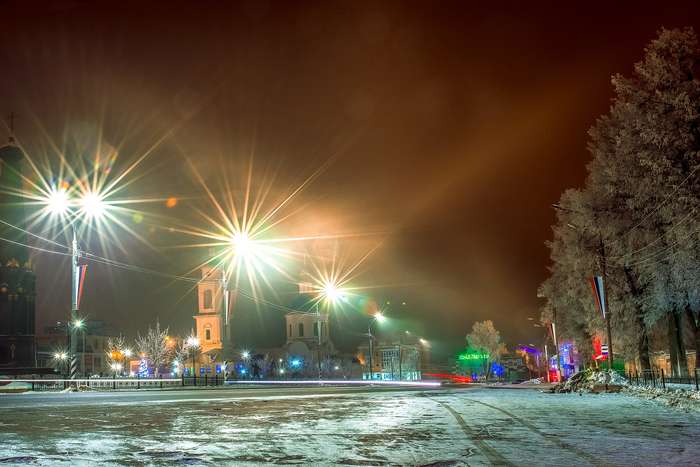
[40,187,111,381]
[311,280,347,380]
[366,311,386,381]
[53,351,69,376]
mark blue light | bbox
[240,368,247,374]
[491,362,505,377]
[290,359,301,368]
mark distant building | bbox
[0,134,38,373]
[357,334,429,381]
[36,320,118,376]
[281,310,336,376]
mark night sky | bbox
[1,1,699,360]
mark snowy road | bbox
[1,386,699,466]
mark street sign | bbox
[601,344,608,355]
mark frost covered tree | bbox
[105,335,127,364]
[465,320,506,378]
[136,321,173,377]
[542,27,700,375]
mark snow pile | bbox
[588,369,628,386]
[0,382,32,393]
[625,385,700,412]
[551,369,628,393]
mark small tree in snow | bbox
[136,321,173,377]
[466,320,506,378]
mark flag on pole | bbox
[73,264,87,310]
[589,276,606,319]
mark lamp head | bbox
[46,187,70,215]
[80,191,107,218]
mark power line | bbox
[0,218,70,251]
[0,221,308,314]
[0,235,72,258]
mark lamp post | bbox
[314,281,345,380]
[241,350,250,380]
[43,187,109,381]
[367,312,386,381]
[70,317,85,377]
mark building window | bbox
[288,324,292,337]
[298,323,304,337]
[205,326,211,341]
[314,321,319,337]
[203,289,213,309]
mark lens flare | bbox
[45,187,70,215]
[321,281,346,304]
[79,191,107,218]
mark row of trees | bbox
[539,28,700,375]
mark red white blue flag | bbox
[73,264,87,310]
[589,276,606,319]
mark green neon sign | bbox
[458,350,489,361]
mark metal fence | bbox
[624,368,699,391]
[0,374,226,392]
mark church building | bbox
[0,129,37,372]
[192,265,234,373]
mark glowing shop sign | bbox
[458,350,489,361]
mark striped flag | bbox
[589,276,606,319]
[73,264,87,311]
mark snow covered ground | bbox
[1,387,699,466]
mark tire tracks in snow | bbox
[427,396,514,466]
[451,395,616,467]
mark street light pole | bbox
[398,343,402,381]
[366,313,385,381]
[70,231,80,380]
[598,234,614,370]
[312,302,321,380]
[367,323,373,381]
[192,346,196,383]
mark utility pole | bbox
[398,343,402,381]
[551,309,563,382]
[70,231,80,381]
[367,325,373,381]
[221,274,233,376]
[599,234,614,370]
[315,302,322,380]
